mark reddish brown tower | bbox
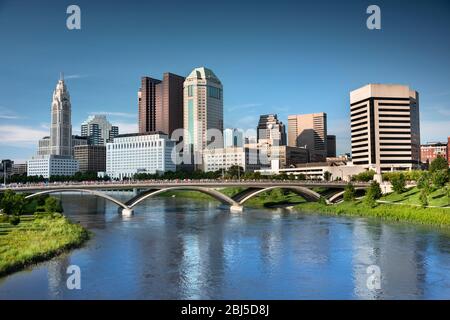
[138,73,184,136]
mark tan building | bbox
[350,84,420,172]
[288,113,327,162]
[73,145,106,173]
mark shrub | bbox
[419,189,429,208]
[417,171,431,190]
[432,170,449,188]
[429,156,448,173]
[391,173,406,194]
[352,170,375,182]
[8,215,20,226]
[343,183,356,202]
[44,197,63,213]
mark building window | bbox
[188,85,194,97]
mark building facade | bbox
[50,75,72,156]
[202,147,260,172]
[350,84,420,172]
[420,142,448,164]
[138,72,185,137]
[27,155,79,178]
[287,113,328,162]
[11,163,27,176]
[81,115,119,145]
[259,145,310,168]
[106,133,176,179]
[73,145,107,173]
[257,114,286,146]
[224,128,244,148]
[327,135,336,158]
[183,67,224,162]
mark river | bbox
[0,192,449,299]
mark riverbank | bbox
[293,201,450,228]
[0,214,90,277]
[159,188,450,228]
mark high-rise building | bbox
[138,72,185,136]
[138,77,161,133]
[183,67,224,157]
[156,73,185,136]
[257,114,286,146]
[106,133,176,180]
[327,135,336,158]
[350,84,420,172]
[288,113,327,162]
[224,128,244,148]
[73,145,107,173]
[81,115,119,145]
[50,74,72,156]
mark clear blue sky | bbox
[0,0,449,162]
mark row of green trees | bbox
[343,181,382,207]
[6,171,111,184]
[0,190,63,225]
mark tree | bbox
[432,169,449,188]
[417,171,431,190]
[44,197,63,213]
[323,171,332,181]
[364,181,382,208]
[419,188,429,208]
[391,173,406,194]
[0,190,25,215]
[226,165,244,179]
[343,183,356,202]
[352,170,375,182]
[429,156,448,173]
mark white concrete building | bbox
[106,133,176,179]
[27,155,79,178]
[203,147,260,172]
[256,161,367,182]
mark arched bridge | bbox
[8,181,370,216]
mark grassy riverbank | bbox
[0,214,89,277]
[158,187,450,228]
[294,201,450,228]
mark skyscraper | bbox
[224,128,244,148]
[287,113,328,162]
[50,74,72,156]
[138,72,185,136]
[327,135,336,158]
[257,114,286,146]
[350,84,420,172]
[183,67,223,156]
[81,115,119,145]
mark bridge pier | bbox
[230,205,243,213]
[121,208,134,216]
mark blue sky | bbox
[0,0,449,162]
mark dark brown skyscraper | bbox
[138,73,185,136]
[138,77,161,133]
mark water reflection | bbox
[0,192,449,300]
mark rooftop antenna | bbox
[60,72,64,81]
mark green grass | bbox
[294,201,450,228]
[0,215,89,277]
[380,187,450,207]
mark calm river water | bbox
[0,192,449,299]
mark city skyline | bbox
[1,0,450,162]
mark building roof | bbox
[186,67,221,84]
[114,131,168,138]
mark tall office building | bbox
[350,84,420,172]
[327,135,336,158]
[81,115,119,145]
[73,145,107,173]
[50,75,72,156]
[224,128,244,148]
[183,67,223,156]
[288,113,327,162]
[257,114,286,146]
[138,72,185,136]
